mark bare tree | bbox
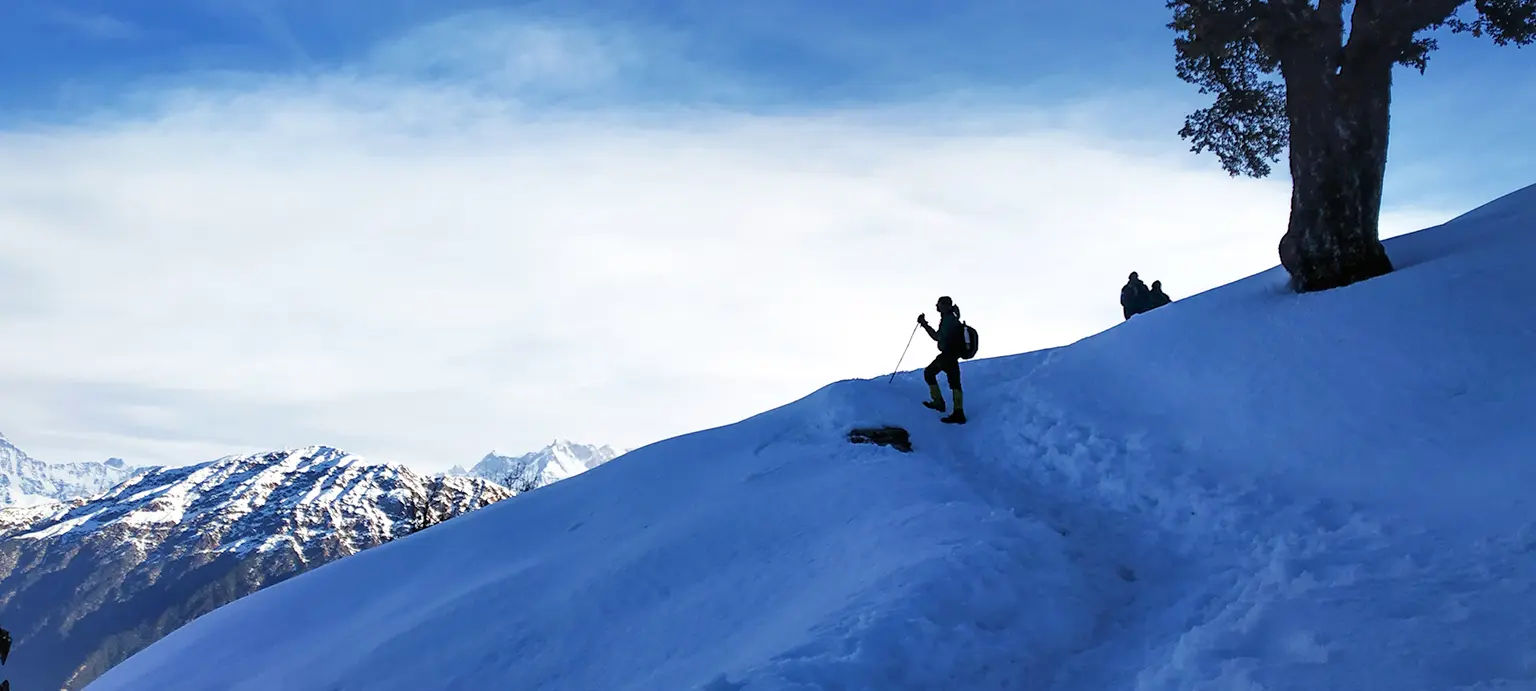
[406,477,450,535]
[498,472,540,494]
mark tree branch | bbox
[1340,0,1397,70]
[1168,0,1293,177]
[1269,0,1317,19]
[1318,0,1348,22]
[1402,0,1473,34]
[1453,0,1536,45]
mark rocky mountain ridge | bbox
[0,443,513,691]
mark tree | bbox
[406,476,451,535]
[1168,0,1535,292]
[497,471,540,494]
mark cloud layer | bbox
[0,15,1459,470]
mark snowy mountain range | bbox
[0,443,513,691]
[0,432,142,507]
[446,439,627,491]
[80,184,1536,691]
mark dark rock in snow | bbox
[848,427,912,453]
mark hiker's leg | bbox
[943,356,963,413]
[922,357,946,410]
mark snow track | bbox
[865,347,1536,691]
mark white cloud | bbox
[0,15,1460,471]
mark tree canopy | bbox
[1169,0,1536,180]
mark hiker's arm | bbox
[918,314,938,340]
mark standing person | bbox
[917,295,966,424]
[1147,280,1172,310]
[1121,272,1150,320]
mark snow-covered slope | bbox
[0,432,141,507]
[1,445,512,691]
[453,439,625,490]
[85,183,1536,691]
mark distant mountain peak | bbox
[456,440,626,492]
[0,434,144,508]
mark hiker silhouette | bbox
[917,296,967,424]
[1121,272,1150,319]
[1147,280,1172,311]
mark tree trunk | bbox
[1277,46,1396,293]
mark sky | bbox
[0,0,1532,472]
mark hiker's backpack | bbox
[960,322,979,359]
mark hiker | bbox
[1120,272,1150,320]
[917,296,966,424]
[1147,280,1172,311]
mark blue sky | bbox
[0,0,1532,470]
[3,1,1163,101]
[3,1,1531,203]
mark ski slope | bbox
[86,183,1536,691]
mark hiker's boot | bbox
[922,384,946,412]
[941,390,966,424]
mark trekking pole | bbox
[888,323,919,383]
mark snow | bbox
[15,509,106,540]
[117,499,188,526]
[0,434,143,507]
[0,501,74,535]
[458,440,626,490]
[7,445,500,555]
[86,183,1536,691]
